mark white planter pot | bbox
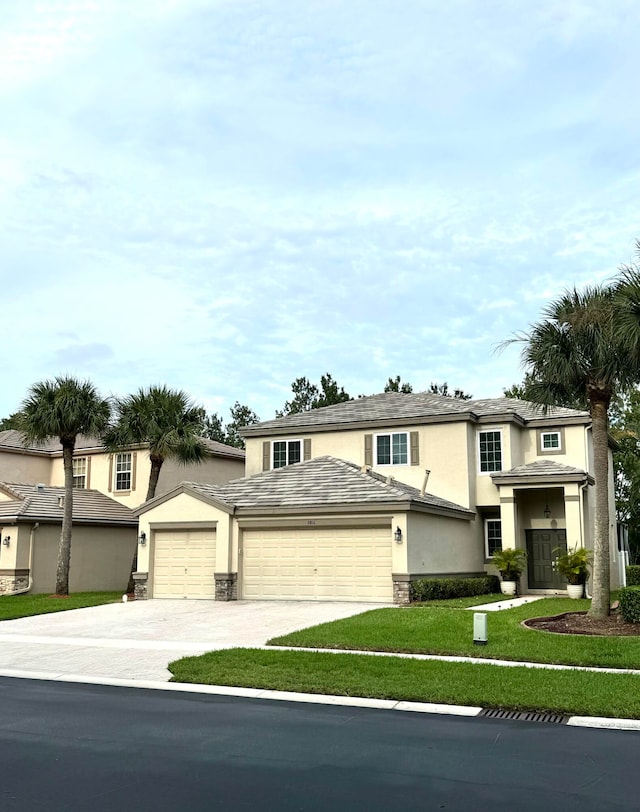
[500,580,517,596]
[566,584,584,599]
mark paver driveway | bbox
[0,600,388,682]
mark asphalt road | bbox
[0,677,638,811]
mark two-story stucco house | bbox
[134,392,619,604]
[0,430,245,594]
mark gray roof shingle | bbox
[491,460,591,482]
[241,392,589,435]
[0,430,244,459]
[174,456,473,516]
[0,483,138,525]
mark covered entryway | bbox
[153,528,216,599]
[241,525,393,602]
[526,529,567,590]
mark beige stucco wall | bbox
[50,449,244,510]
[10,523,137,594]
[0,451,51,486]
[245,422,473,508]
[406,512,479,575]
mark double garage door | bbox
[241,525,393,602]
[153,528,216,599]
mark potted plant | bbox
[554,545,592,598]
[492,548,527,595]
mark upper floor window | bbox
[72,457,87,489]
[114,452,132,491]
[485,518,502,558]
[376,432,408,465]
[273,440,301,469]
[479,430,502,473]
[541,431,561,451]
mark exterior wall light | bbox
[2,536,10,547]
[394,527,403,544]
[138,532,147,546]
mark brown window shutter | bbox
[132,451,137,491]
[86,456,92,489]
[364,434,373,466]
[107,455,113,492]
[303,438,311,461]
[410,432,420,466]
[262,441,271,471]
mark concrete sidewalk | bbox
[0,599,388,681]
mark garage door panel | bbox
[242,526,392,602]
[153,529,216,599]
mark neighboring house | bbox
[0,483,137,594]
[0,431,246,509]
[133,392,619,604]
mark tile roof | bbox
[241,392,589,435]
[177,456,473,516]
[491,460,591,481]
[0,430,244,459]
[0,483,138,525]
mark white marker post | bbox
[473,612,487,646]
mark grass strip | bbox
[169,647,640,719]
[269,599,640,670]
[0,592,122,621]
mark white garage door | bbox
[153,528,216,599]
[241,526,392,602]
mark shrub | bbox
[619,586,640,623]
[492,548,527,580]
[410,575,500,602]
[626,565,640,586]
[554,545,592,585]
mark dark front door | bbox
[526,529,567,589]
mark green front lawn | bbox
[0,592,122,621]
[269,599,640,669]
[169,647,640,719]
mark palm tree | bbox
[105,386,208,501]
[513,267,640,618]
[16,377,111,596]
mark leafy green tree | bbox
[278,374,351,416]
[195,409,228,444]
[503,373,586,409]
[429,382,472,400]
[611,388,640,564]
[510,267,640,618]
[0,413,20,431]
[15,376,111,595]
[105,386,208,501]
[225,402,260,449]
[384,376,413,393]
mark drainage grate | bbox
[479,708,568,724]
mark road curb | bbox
[1,668,639,729]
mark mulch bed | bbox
[525,610,640,637]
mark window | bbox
[478,430,502,473]
[541,431,561,451]
[72,457,87,489]
[273,440,301,469]
[485,518,502,558]
[376,433,408,465]
[114,452,132,491]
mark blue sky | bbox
[2,0,640,423]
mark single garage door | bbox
[153,528,216,599]
[241,525,393,602]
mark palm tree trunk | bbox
[588,398,611,618]
[56,441,75,596]
[127,457,164,593]
[146,457,163,501]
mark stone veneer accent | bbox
[133,571,148,600]
[215,572,238,601]
[0,570,30,595]
[392,574,411,605]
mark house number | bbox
[307,520,316,525]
